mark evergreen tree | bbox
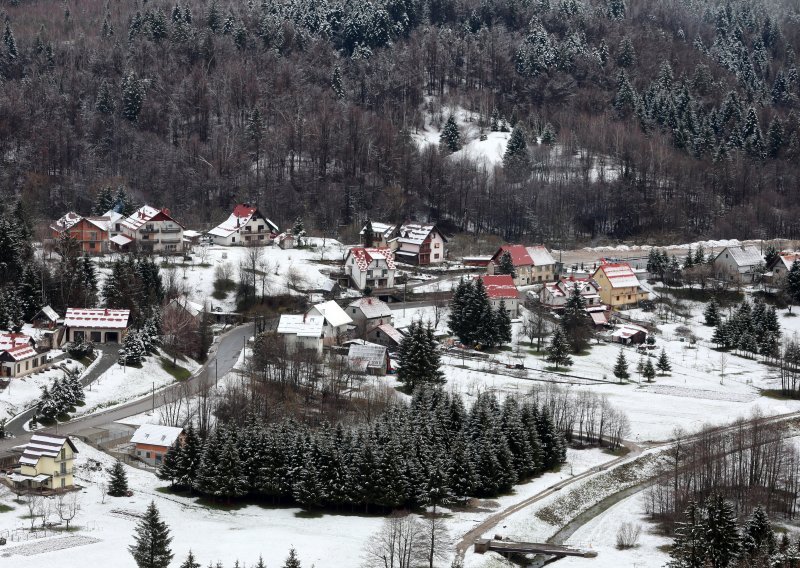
[494,301,512,346]
[207,0,221,33]
[704,299,721,326]
[786,260,800,308]
[179,551,201,568]
[3,20,18,60]
[490,107,500,131]
[616,36,636,68]
[764,245,779,267]
[122,71,145,123]
[95,80,116,116]
[439,115,462,153]
[657,349,672,375]
[546,327,573,370]
[742,506,776,559]
[497,251,516,278]
[540,122,556,145]
[613,349,629,382]
[607,0,625,20]
[704,494,740,568]
[195,428,223,496]
[668,501,707,568]
[283,548,302,568]
[215,432,248,502]
[108,459,129,496]
[643,358,656,382]
[157,441,181,486]
[561,284,590,353]
[176,423,202,489]
[119,330,146,365]
[129,501,173,568]
[331,66,344,99]
[396,321,445,390]
[767,117,784,158]
[503,126,529,176]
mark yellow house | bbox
[11,434,78,491]
[591,263,649,309]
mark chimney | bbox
[104,308,109,316]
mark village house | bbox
[712,245,764,284]
[275,232,295,249]
[347,342,390,375]
[10,434,78,491]
[366,323,404,350]
[131,424,184,467]
[306,300,353,346]
[276,314,325,355]
[0,333,51,378]
[540,277,603,310]
[118,205,184,254]
[65,308,130,344]
[359,221,397,248]
[348,297,394,338]
[50,212,113,255]
[30,305,60,329]
[479,275,520,316]
[766,252,800,283]
[487,245,557,286]
[611,323,649,345]
[182,230,202,249]
[590,263,649,309]
[390,223,448,265]
[208,204,279,246]
[344,247,397,291]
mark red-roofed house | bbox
[487,245,556,286]
[0,333,51,378]
[120,205,184,253]
[208,204,279,246]
[479,275,520,315]
[591,263,648,309]
[344,247,397,290]
[50,212,111,255]
[64,308,130,344]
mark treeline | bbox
[33,369,85,425]
[158,388,567,510]
[709,298,781,359]
[2,0,800,244]
[646,415,800,530]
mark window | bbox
[90,231,97,241]
[627,295,631,300]
[258,235,264,240]
[61,449,65,460]
[60,462,66,474]
[352,309,356,314]
[61,478,65,488]
[89,241,96,249]
[434,254,440,259]
[232,237,236,243]
[137,450,141,456]
[435,243,440,248]
[146,452,151,459]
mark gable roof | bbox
[0,333,33,351]
[65,308,130,329]
[308,301,353,328]
[360,222,396,240]
[121,205,183,231]
[19,434,78,467]
[50,211,83,233]
[347,247,396,272]
[526,245,556,266]
[208,204,279,238]
[369,323,404,345]
[348,342,388,372]
[130,424,184,447]
[3,344,37,361]
[393,223,447,245]
[593,263,640,289]
[33,305,60,323]
[348,297,393,319]
[491,245,532,267]
[277,315,325,337]
[774,252,800,271]
[479,275,519,299]
[716,245,763,269]
[168,297,205,318]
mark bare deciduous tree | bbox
[56,492,81,529]
[362,512,425,568]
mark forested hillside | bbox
[1,0,799,243]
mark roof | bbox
[393,223,445,246]
[360,222,396,239]
[347,247,396,272]
[130,424,184,447]
[277,315,325,337]
[182,230,202,238]
[168,297,205,317]
[479,275,518,299]
[371,323,404,344]
[0,333,32,351]
[83,215,113,232]
[590,311,608,325]
[9,472,51,483]
[50,211,82,233]
[611,324,648,338]
[110,234,133,246]
[308,301,353,328]
[594,263,641,289]
[717,245,763,269]
[491,245,532,267]
[4,344,37,361]
[208,204,278,238]
[348,342,388,372]
[349,297,393,319]
[526,245,556,266]
[64,308,130,329]
[19,434,77,467]
[34,305,60,322]
[121,205,183,231]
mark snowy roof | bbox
[83,215,113,232]
[611,324,648,338]
[393,223,445,246]
[348,343,388,372]
[479,275,518,299]
[371,323,404,344]
[0,333,32,351]
[308,301,353,328]
[65,308,130,329]
[182,230,202,238]
[35,305,60,322]
[208,204,278,238]
[717,245,763,269]
[3,344,37,361]
[277,315,325,337]
[168,297,205,317]
[130,424,184,447]
[594,263,641,289]
[110,234,133,246]
[491,245,532,267]
[360,222,396,239]
[347,247,396,272]
[121,205,182,231]
[103,210,124,225]
[9,472,51,483]
[50,211,82,233]
[590,311,608,325]
[19,434,77,467]
[776,253,800,271]
[348,297,393,319]
[526,245,556,266]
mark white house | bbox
[306,300,353,346]
[390,223,447,265]
[360,221,397,248]
[277,314,325,355]
[712,245,764,284]
[119,205,184,253]
[479,275,520,316]
[208,204,279,246]
[0,333,50,378]
[64,308,130,344]
[540,276,603,310]
[347,297,393,338]
[766,252,800,282]
[344,247,397,290]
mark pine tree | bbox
[129,501,173,568]
[616,36,636,68]
[742,505,776,559]
[546,328,573,370]
[207,0,221,32]
[607,0,625,20]
[704,299,721,326]
[397,321,445,390]
[179,551,201,568]
[331,66,344,99]
[668,501,707,568]
[439,115,461,153]
[786,260,800,308]
[95,79,116,116]
[494,301,512,346]
[643,358,656,382]
[490,107,500,131]
[122,71,145,123]
[3,20,18,60]
[613,349,629,382]
[157,441,181,486]
[497,251,516,278]
[767,117,784,158]
[108,459,129,496]
[195,428,222,496]
[215,433,248,502]
[503,126,529,176]
[119,330,146,365]
[176,423,202,489]
[704,494,740,568]
[657,349,672,375]
[540,122,556,145]
[283,548,302,568]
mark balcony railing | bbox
[54,468,74,477]
[161,227,181,233]
[140,227,159,233]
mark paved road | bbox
[0,323,254,452]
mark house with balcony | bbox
[49,212,112,255]
[359,221,397,248]
[10,434,78,491]
[64,308,129,344]
[487,245,557,286]
[208,204,279,246]
[389,223,447,265]
[590,263,649,309]
[344,247,396,291]
[118,205,184,253]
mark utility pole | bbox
[215,359,218,388]
[151,382,155,412]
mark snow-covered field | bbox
[0,356,83,421]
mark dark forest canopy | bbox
[1,0,800,243]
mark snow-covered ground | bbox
[0,354,82,420]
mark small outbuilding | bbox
[348,342,390,375]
